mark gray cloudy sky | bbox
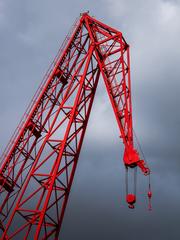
[0,0,180,239]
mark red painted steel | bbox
[0,13,150,239]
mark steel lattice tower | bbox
[0,13,150,239]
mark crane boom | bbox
[0,13,150,239]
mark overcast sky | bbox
[0,0,180,239]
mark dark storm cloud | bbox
[0,0,180,239]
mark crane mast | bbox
[0,13,150,239]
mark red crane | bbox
[0,13,151,239]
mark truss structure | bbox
[0,13,149,239]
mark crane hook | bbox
[125,166,137,209]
